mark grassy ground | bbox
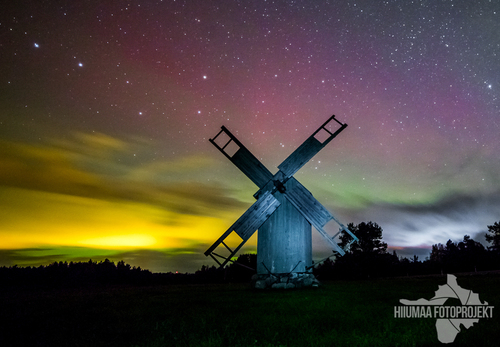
[1,273,499,347]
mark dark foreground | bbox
[1,273,499,347]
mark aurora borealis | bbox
[1,1,499,273]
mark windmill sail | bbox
[283,178,333,230]
[204,191,280,267]
[278,115,347,179]
[283,178,357,255]
[210,126,273,188]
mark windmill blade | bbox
[204,191,280,267]
[210,126,273,188]
[283,178,350,255]
[315,227,346,256]
[278,115,347,179]
[283,178,333,231]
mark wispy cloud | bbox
[355,191,500,249]
[0,133,247,216]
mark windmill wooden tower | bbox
[205,115,358,288]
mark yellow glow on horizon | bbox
[78,234,158,248]
[0,186,243,251]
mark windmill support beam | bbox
[208,252,256,271]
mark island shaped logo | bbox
[394,274,494,343]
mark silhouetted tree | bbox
[444,239,461,272]
[430,243,446,274]
[458,235,487,272]
[430,243,445,263]
[340,221,388,255]
[485,221,500,252]
[334,221,390,278]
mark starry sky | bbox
[1,0,499,273]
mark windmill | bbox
[205,115,358,288]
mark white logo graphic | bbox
[394,274,494,343]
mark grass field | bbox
[1,273,499,346]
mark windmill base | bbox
[251,272,320,289]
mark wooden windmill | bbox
[205,115,358,286]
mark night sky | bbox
[1,0,499,273]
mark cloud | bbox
[0,132,255,260]
[126,155,215,181]
[313,188,500,261]
[0,133,247,217]
[357,191,500,249]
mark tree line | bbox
[0,256,257,288]
[314,220,500,280]
[0,259,154,288]
[1,221,499,287]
